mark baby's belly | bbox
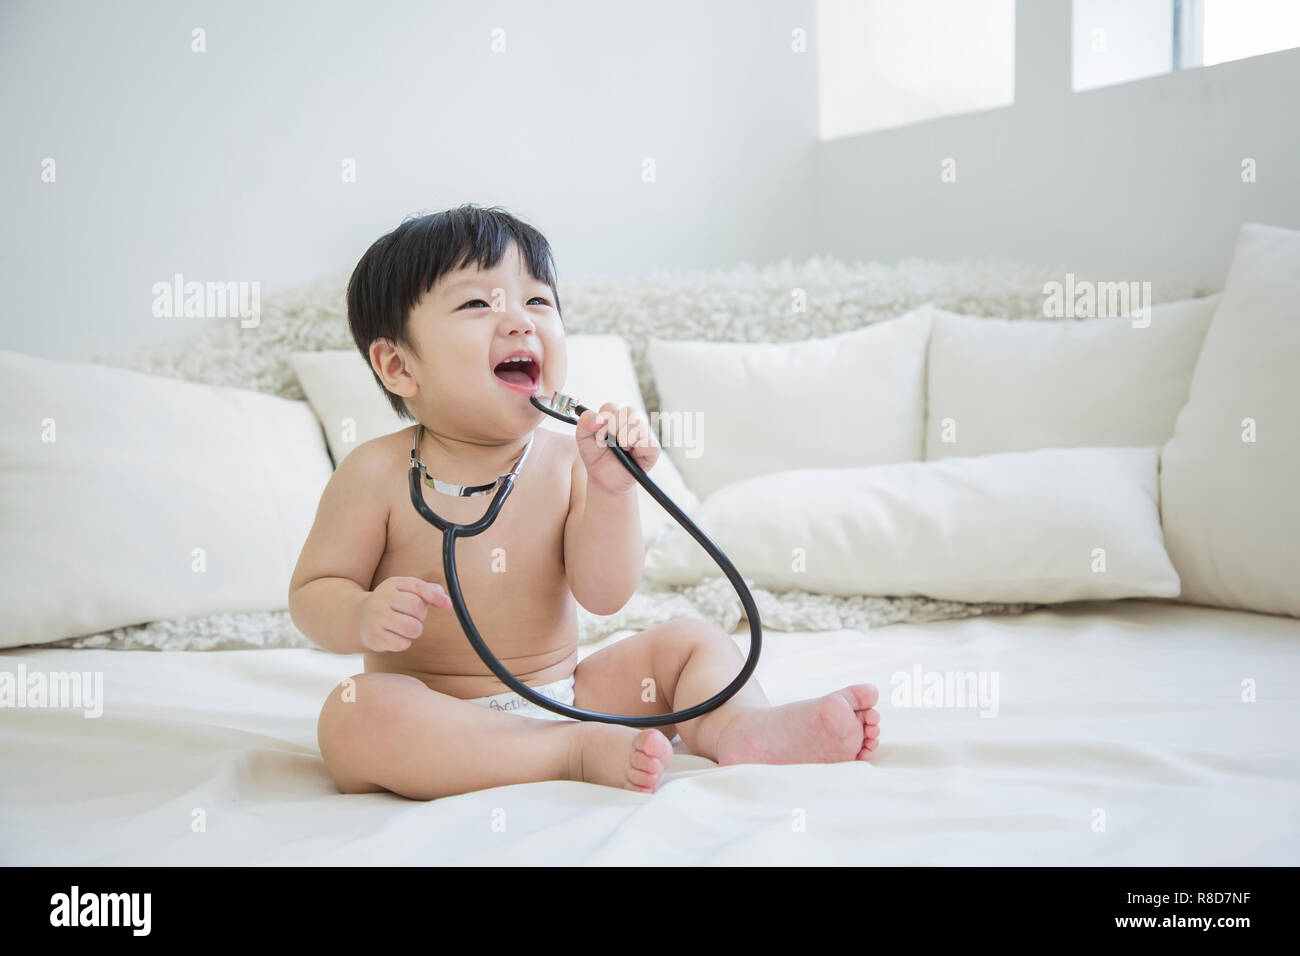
[373,478,578,698]
[363,597,580,700]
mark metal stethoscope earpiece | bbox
[407,389,763,727]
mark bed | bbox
[4,598,1297,865]
[3,225,1297,867]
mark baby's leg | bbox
[574,618,881,765]
[317,672,670,799]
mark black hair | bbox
[346,203,563,421]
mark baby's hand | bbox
[577,402,660,495]
[359,576,452,653]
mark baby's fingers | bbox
[376,628,414,652]
[578,410,616,452]
[385,609,424,640]
[578,409,604,438]
[394,577,452,609]
[624,412,655,449]
[390,591,429,621]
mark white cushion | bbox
[1160,223,1300,618]
[287,348,405,466]
[289,335,699,548]
[0,350,334,648]
[926,295,1220,459]
[647,307,934,499]
[644,446,1180,604]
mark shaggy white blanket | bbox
[59,256,1205,651]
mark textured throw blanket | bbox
[57,255,1204,651]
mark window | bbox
[1200,0,1300,66]
[1073,0,1300,92]
[817,0,1016,140]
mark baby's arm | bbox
[289,439,448,654]
[563,405,659,615]
[564,454,642,615]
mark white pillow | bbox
[289,335,699,548]
[1161,223,1300,618]
[647,307,934,499]
[287,348,405,466]
[926,295,1220,459]
[644,446,1180,604]
[0,350,334,648]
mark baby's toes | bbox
[847,683,879,712]
[625,730,672,792]
[626,766,660,792]
[636,729,674,762]
[857,707,880,761]
[626,751,662,791]
[629,747,664,775]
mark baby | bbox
[289,204,880,800]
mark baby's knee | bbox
[664,617,734,649]
[317,672,424,793]
[652,618,740,672]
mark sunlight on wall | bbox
[1072,0,1172,91]
[1202,0,1300,65]
[1074,0,1300,91]
[817,0,1015,140]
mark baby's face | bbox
[405,240,566,435]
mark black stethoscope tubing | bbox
[407,393,763,727]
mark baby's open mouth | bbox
[493,355,541,390]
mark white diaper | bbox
[467,674,578,722]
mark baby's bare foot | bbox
[571,723,674,793]
[713,684,881,766]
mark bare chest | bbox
[368,429,579,695]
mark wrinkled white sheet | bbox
[2,599,1298,865]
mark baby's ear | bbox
[367,338,392,376]
[370,339,417,398]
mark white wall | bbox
[5,0,1298,366]
[815,0,1300,290]
[0,0,817,363]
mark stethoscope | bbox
[408,389,762,727]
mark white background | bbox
[2,0,1297,363]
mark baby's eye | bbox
[460,298,549,309]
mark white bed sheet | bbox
[2,599,1298,865]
